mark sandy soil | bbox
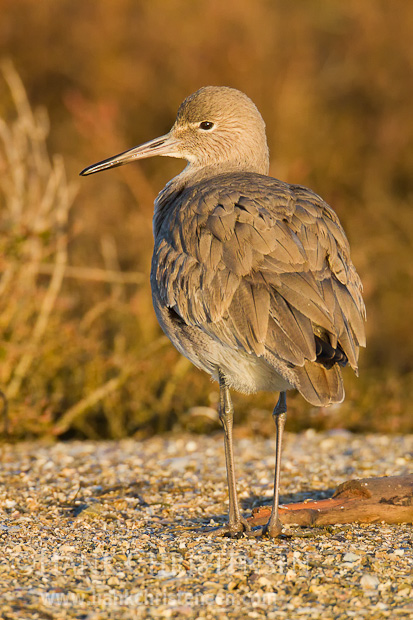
[0,430,412,619]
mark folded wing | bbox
[154,173,366,406]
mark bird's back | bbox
[151,171,365,406]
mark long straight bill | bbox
[80,133,179,176]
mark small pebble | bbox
[343,552,361,562]
[360,573,380,590]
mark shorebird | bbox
[80,86,366,537]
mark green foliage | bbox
[0,1,412,437]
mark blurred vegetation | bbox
[0,0,412,438]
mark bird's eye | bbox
[199,121,214,130]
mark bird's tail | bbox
[294,361,345,406]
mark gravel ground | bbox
[0,430,412,619]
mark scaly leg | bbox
[208,369,250,537]
[266,391,287,537]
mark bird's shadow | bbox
[185,487,336,531]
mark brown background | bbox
[0,0,412,438]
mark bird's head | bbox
[80,86,269,178]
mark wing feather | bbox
[153,172,366,404]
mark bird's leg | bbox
[266,391,287,537]
[208,369,250,537]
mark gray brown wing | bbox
[154,175,366,404]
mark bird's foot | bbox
[245,517,284,539]
[265,517,284,538]
[205,516,251,538]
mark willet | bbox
[80,86,366,537]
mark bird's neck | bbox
[176,156,269,184]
